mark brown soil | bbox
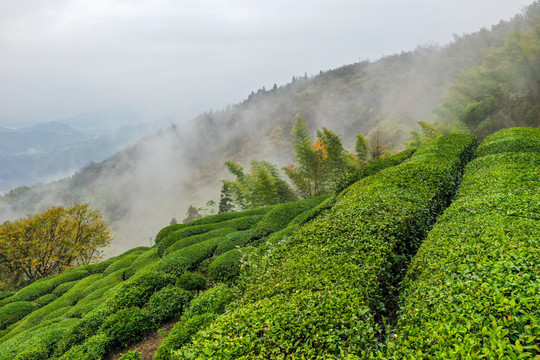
[104,318,178,360]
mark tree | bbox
[218,182,235,214]
[283,119,349,198]
[0,203,111,283]
[183,206,202,224]
[223,160,297,210]
[355,134,368,163]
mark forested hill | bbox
[1,3,539,255]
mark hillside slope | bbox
[0,127,537,359]
[1,4,537,256]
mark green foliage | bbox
[155,313,217,360]
[105,271,176,312]
[163,228,235,257]
[189,206,272,226]
[154,224,187,246]
[51,281,77,297]
[0,301,38,330]
[186,283,236,318]
[13,344,48,360]
[123,247,160,278]
[0,291,14,301]
[176,272,207,292]
[58,333,111,360]
[208,249,243,284]
[158,238,221,277]
[387,127,540,358]
[218,182,235,213]
[283,118,349,198]
[355,133,368,163]
[1,269,89,305]
[223,159,297,210]
[34,293,57,307]
[102,254,140,276]
[333,148,415,194]
[183,205,202,224]
[148,287,194,323]
[213,229,254,256]
[118,350,143,360]
[156,215,262,257]
[100,307,155,349]
[176,134,477,358]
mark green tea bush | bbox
[186,283,236,317]
[154,313,217,360]
[102,254,140,276]
[158,238,221,277]
[474,127,540,158]
[34,293,57,307]
[0,317,78,360]
[176,272,207,291]
[176,134,477,358]
[58,333,112,360]
[40,306,71,322]
[156,215,262,256]
[105,271,176,312]
[123,247,160,278]
[0,301,38,330]
[0,269,89,305]
[163,227,235,256]
[53,306,113,356]
[188,206,273,226]
[387,128,540,359]
[207,249,243,284]
[288,194,335,226]
[148,286,194,323]
[100,307,155,348]
[249,196,328,240]
[13,344,48,360]
[213,229,254,256]
[118,350,143,360]
[51,281,78,297]
[333,148,416,194]
[154,223,187,245]
[0,291,14,301]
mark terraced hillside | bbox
[0,127,538,359]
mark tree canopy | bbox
[0,203,111,283]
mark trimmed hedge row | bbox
[0,269,89,305]
[207,249,243,284]
[163,228,236,257]
[174,134,477,358]
[387,127,540,358]
[155,284,236,360]
[333,148,416,194]
[156,215,263,257]
[0,301,38,330]
[158,238,222,277]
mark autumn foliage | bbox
[0,203,111,284]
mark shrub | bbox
[1,269,89,305]
[53,305,113,356]
[100,307,155,349]
[118,350,143,360]
[333,148,416,194]
[13,344,48,360]
[34,293,57,307]
[249,196,328,240]
[176,134,477,358]
[154,313,217,360]
[154,224,187,245]
[176,272,207,292]
[213,229,254,256]
[0,301,38,330]
[188,206,274,226]
[123,247,160,279]
[156,215,263,257]
[105,271,176,312]
[186,283,236,317]
[148,287,194,323]
[102,254,140,276]
[163,228,235,256]
[51,281,78,297]
[387,128,540,358]
[207,249,243,284]
[58,333,112,360]
[0,291,14,301]
[158,238,221,277]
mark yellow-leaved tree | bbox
[0,203,111,284]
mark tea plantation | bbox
[0,128,538,359]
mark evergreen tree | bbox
[355,134,368,163]
[183,205,202,224]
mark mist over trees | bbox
[1,2,539,255]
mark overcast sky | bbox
[0,0,533,125]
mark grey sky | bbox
[0,0,533,124]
